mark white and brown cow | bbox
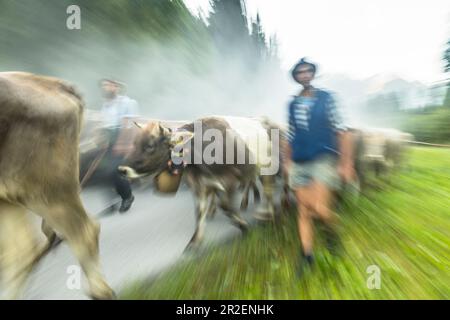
[119,116,282,249]
[0,72,114,299]
[351,127,413,187]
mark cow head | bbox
[118,121,194,180]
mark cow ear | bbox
[133,121,143,129]
[158,123,171,136]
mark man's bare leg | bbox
[311,181,342,254]
[311,181,339,226]
[298,203,314,255]
[295,186,315,274]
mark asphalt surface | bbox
[20,181,260,300]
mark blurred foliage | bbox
[359,92,450,144]
[0,0,211,69]
[0,0,282,117]
[398,35,450,144]
[121,147,450,299]
[368,93,401,116]
[401,106,450,144]
[442,39,450,106]
[208,0,278,74]
[0,0,213,108]
[444,39,450,74]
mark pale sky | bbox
[184,0,450,84]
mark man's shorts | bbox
[288,153,341,190]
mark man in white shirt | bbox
[100,79,140,213]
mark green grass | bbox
[121,147,450,299]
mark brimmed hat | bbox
[99,78,127,92]
[291,57,317,83]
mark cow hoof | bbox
[184,241,200,252]
[238,222,249,234]
[90,287,116,300]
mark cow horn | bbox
[170,131,194,147]
[133,121,143,129]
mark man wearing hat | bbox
[100,78,140,213]
[284,58,355,274]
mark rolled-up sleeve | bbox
[326,93,347,132]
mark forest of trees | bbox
[399,39,450,143]
[0,0,286,119]
[443,38,450,106]
[356,38,450,143]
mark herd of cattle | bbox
[0,72,412,299]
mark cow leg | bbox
[241,179,261,211]
[281,170,292,211]
[374,161,383,177]
[11,220,64,285]
[186,188,209,250]
[281,181,291,211]
[254,175,276,221]
[41,219,63,250]
[32,197,115,300]
[252,180,261,203]
[240,181,251,211]
[206,189,218,220]
[217,191,249,233]
[0,200,39,299]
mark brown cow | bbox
[0,72,114,299]
[119,116,283,249]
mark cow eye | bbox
[145,143,155,152]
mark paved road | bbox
[21,182,260,299]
